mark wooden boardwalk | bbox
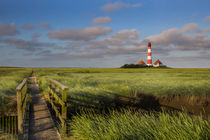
[28,75,61,140]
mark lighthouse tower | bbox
[147,42,152,66]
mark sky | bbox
[0,0,210,68]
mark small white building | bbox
[153,59,165,67]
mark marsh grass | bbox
[35,68,210,139]
[1,68,209,139]
[37,68,210,114]
[68,109,210,140]
[0,68,31,113]
[37,68,210,98]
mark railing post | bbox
[62,88,68,120]
[62,88,68,133]
[48,81,51,99]
[16,90,23,134]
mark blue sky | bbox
[0,0,210,68]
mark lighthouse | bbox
[147,42,152,66]
[134,41,166,68]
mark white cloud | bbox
[101,2,141,12]
[204,15,210,22]
[67,29,141,49]
[92,16,111,24]
[48,27,112,41]
[147,24,210,51]
[205,27,210,32]
[32,33,42,38]
[64,29,149,58]
[108,29,140,40]
[182,23,198,32]
[0,23,19,36]
[22,22,51,30]
[22,24,35,30]
[38,22,51,30]
[0,37,55,52]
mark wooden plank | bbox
[62,105,67,120]
[49,88,66,123]
[16,77,31,135]
[50,100,64,124]
[0,117,1,131]
[3,116,4,133]
[21,94,29,120]
[8,117,10,133]
[62,88,67,103]
[14,116,17,135]
[62,88,67,120]
[49,89,64,106]
[48,78,68,130]
[21,92,28,108]
[16,90,23,134]
[52,104,64,124]
[11,116,13,134]
[29,76,61,140]
[16,78,28,91]
[5,117,7,133]
[48,78,68,90]
[45,92,50,102]
[49,95,64,123]
[21,84,27,100]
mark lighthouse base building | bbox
[138,60,146,66]
[137,59,166,67]
[153,59,166,67]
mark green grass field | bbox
[36,68,210,97]
[69,109,209,140]
[0,68,31,112]
[35,68,210,139]
[0,68,210,139]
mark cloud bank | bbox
[0,23,19,36]
[147,23,210,51]
[92,16,111,24]
[101,2,141,12]
[0,37,55,52]
[22,22,52,30]
[48,27,112,41]
[204,15,210,22]
[42,23,210,61]
[32,33,42,38]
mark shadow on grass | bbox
[66,91,162,119]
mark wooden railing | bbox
[46,78,68,130]
[0,115,18,138]
[16,78,31,134]
[0,72,32,138]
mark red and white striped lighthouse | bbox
[147,42,152,66]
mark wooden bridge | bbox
[0,71,68,140]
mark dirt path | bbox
[28,76,61,140]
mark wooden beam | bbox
[16,78,28,91]
[16,90,23,134]
[48,78,68,90]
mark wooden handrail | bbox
[16,77,30,134]
[47,78,68,131]
[48,78,68,90]
[0,72,33,137]
[16,78,28,91]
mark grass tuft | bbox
[68,109,210,140]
